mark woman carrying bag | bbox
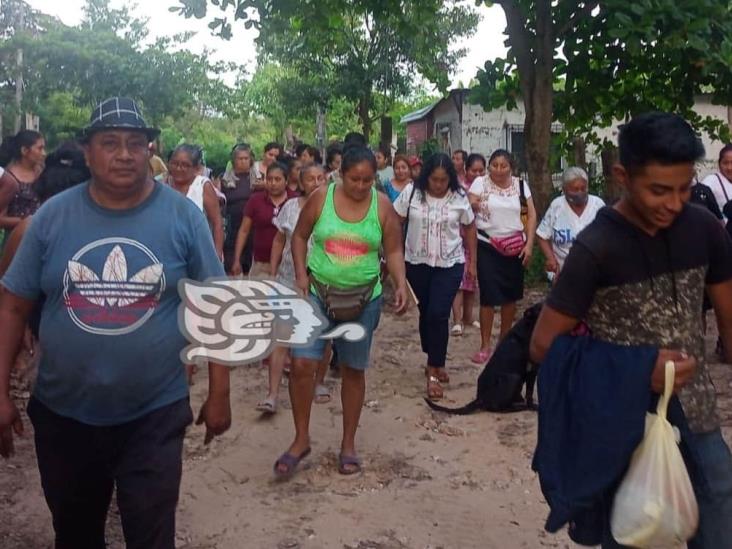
[273,144,408,479]
[469,149,537,364]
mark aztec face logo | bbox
[179,278,366,366]
[64,238,165,336]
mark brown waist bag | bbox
[311,277,379,322]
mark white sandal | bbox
[256,397,277,414]
[451,323,464,336]
[314,384,331,404]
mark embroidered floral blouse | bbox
[393,183,474,268]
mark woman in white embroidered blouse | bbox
[394,153,477,401]
[701,143,732,216]
[468,149,537,365]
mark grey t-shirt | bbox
[1,182,225,425]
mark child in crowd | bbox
[451,153,486,336]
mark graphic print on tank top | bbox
[64,237,165,335]
[323,234,370,264]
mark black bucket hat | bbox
[81,97,160,141]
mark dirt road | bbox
[1,301,730,548]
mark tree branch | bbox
[496,0,536,97]
[345,9,366,67]
[364,10,374,41]
[557,0,599,39]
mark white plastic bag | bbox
[610,361,699,548]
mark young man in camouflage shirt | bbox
[531,112,732,549]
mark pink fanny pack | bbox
[488,231,525,257]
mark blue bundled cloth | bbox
[532,335,658,545]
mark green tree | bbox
[35,91,88,148]
[325,97,362,142]
[0,0,237,144]
[160,108,285,172]
[0,0,45,135]
[473,0,732,212]
[243,62,319,144]
[173,0,480,141]
[80,0,149,46]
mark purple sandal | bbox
[273,447,311,480]
[338,454,362,475]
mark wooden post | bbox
[25,112,39,131]
[316,105,326,155]
[380,116,392,152]
[572,136,587,169]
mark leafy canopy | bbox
[0,0,242,146]
[474,0,732,148]
[173,0,480,138]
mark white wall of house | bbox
[431,99,462,152]
[586,96,730,180]
[414,92,731,185]
[695,100,731,177]
[461,101,526,156]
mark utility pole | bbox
[14,6,24,133]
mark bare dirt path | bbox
[1,298,730,549]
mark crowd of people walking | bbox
[0,98,730,549]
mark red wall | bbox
[406,117,432,154]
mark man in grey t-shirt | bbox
[0,98,231,549]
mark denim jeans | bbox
[292,294,382,370]
[603,428,732,548]
[686,428,732,549]
[405,262,464,368]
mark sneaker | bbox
[451,323,464,336]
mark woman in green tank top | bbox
[307,174,384,296]
[273,145,408,479]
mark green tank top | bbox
[308,183,383,298]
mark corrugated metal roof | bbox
[400,101,440,124]
[400,89,471,124]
